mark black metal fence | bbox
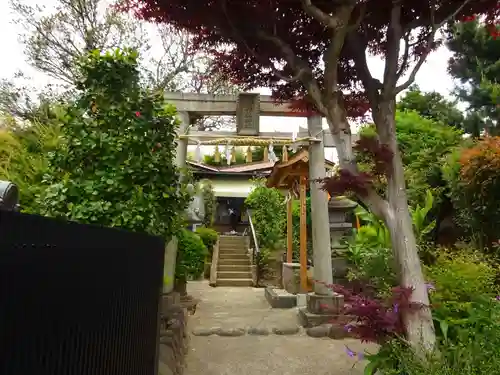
[0,210,165,375]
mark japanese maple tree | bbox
[122,0,498,351]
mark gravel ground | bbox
[183,281,377,375]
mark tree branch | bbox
[300,0,353,29]
[396,32,411,80]
[256,31,327,113]
[219,0,305,85]
[395,0,473,94]
[323,29,348,101]
[300,2,356,107]
[382,1,403,98]
[346,31,384,101]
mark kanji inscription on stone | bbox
[236,93,260,135]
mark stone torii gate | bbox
[164,92,340,308]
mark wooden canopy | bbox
[266,149,335,189]
[265,148,335,292]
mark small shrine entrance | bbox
[164,91,353,302]
[266,148,335,292]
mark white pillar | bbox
[163,111,190,293]
[175,111,190,173]
[307,115,333,296]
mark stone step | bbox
[216,278,253,287]
[218,253,248,260]
[218,264,251,272]
[218,258,251,266]
[218,245,247,250]
[219,239,247,245]
[219,242,246,248]
[218,249,247,255]
[217,271,253,279]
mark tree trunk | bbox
[325,98,435,352]
[376,101,436,352]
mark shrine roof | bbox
[266,149,335,188]
[187,160,275,176]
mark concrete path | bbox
[184,281,377,375]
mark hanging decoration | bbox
[281,145,288,162]
[177,133,316,146]
[246,146,253,163]
[225,142,231,165]
[268,142,277,163]
[231,146,237,164]
[214,145,221,163]
[194,141,202,163]
[179,133,317,165]
[287,130,300,154]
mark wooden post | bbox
[286,190,293,263]
[299,176,308,292]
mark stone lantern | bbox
[328,196,357,279]
[0,180,20,211]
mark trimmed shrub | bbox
[245,178,286,250]
[35,49,190,239]
[442,136,500,249]
[176,229,208,281]
[195,226,218,258]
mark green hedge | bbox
[195,226,218,258]
[176,229,208,281]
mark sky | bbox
[0,0,458,162]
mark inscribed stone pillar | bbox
[236,93,260,135]
[164,111,190,293]
[307,115,334,296]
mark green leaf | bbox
[363,361,378,375]
[439,319,449,342]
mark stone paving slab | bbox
[184,281,377,375]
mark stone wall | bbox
[158,292,189,375]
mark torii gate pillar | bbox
[298,115,344,327]
[163,111,190,294]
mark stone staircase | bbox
[216,235,253,287]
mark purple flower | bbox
[393,303,399,313]
[496,295,500,301]
[344,324,353,332]
[345,346,356,358]
[425,283,435,292]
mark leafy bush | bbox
[245,178,286,250]
[342,250,500,375]
[365,322,500,375]
[425,251,498,335]
[35,49,190,239]
[195,226,218,258]
[442,136,500,249]
[176,229,208,281]
[346,193,436,294]
[328,283,415,344]
[346,205,395,294]
[358,111,463,208]
[0,120,63,212]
